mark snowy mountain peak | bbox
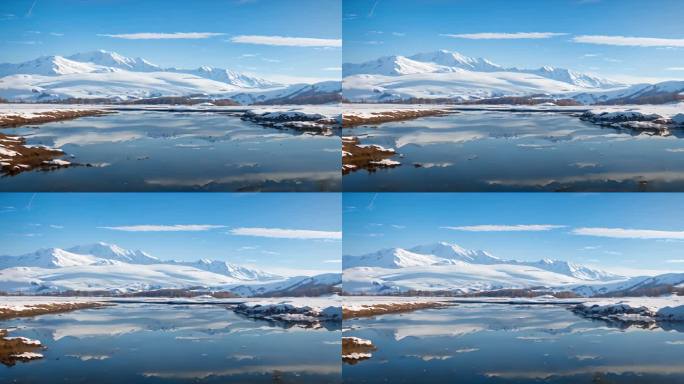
[344,247,443,269]
[408,242,501,264]
[66,50,161,72]
[345,242,622,283]
[66,242,160,265]
[409,50,502,72]
[0,247,100,269]
[0,55,105,77]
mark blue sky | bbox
[344,193,684,276]
[0,0,341,83]
[343,0,684,83]
[0,193,341,276]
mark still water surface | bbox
[2,303,341,383]
[1,111,340,192]
[344,304,684,383]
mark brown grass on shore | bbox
[0,109,113,128]
[342,337,376,365]
[0,133,69,176]
[342,136,399,175]
[342,109,452,128]
[0,329,44,367]
[0,302,108,321]
[342,301,449,319]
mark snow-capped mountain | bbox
[343,242,625,295]
[0,50,339,104]
[519,66,622,89]
[343,55,448,76]
[573,273,684,297]
[66,242,160,265]
[0,247,102,269]
[0,243,337,296]
[343,247,444,269]
[169,66,280,89]
[342,50,637,103]
[409,50,503,72]
[408,242,501,264]
[67,50,161,72]
[174,259,281,281]
[0,55,107,77]
[229,273,341,297]
[573,80,684,105]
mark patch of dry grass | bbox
[0,109,113,128]
[342,109,451,128]
[342,301,449,319]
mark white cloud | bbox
[323,259,341,263]
[573,35,684,47]
[323,67,342,71]
[230,227,341,239]
[99,224,226,232]
[666,67,684,71]
[392,32,406,37]
[442,32,566,40]
[666,259,684,263]
[573,227,684,239]
[99,32,224,40]
[50,32,64,37]
[49,224,64,229]
[230,35,341,47]
[442,224,565,232]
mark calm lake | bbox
[343,303,684,384]
[1,303,342,383]
[0,111,340,192]
[343,111,684,192]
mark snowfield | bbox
[342,50,683,105]
[343,242,628,295]
[0,50,340,104]
[0,243,339,296]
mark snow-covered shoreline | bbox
[571,295,684,324]
[234,296,342,325]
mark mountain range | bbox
[342,242,683,296]
[343,50,684,104]
[0,50,340,104]
[0,242,340,296]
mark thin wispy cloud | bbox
[573,35,684,47]
[323,259,341,263]
[99,32,225,40]
[392,32,406,37]
[442,32,567,40]
[368,0,380,17]
[230,227,342,239]
[230,35,341,47]
[442,224,565,232]
[323,67,342,71]
[666,67,684,71]
[25,0,37,17]
[99,224,226,232]
[573,227,684,239]
[667,259,684,263]
[49,32,64,37]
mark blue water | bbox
[343,111,684,192]
[0,111,341,192]
[343,304,684,384]
[1,304,341,383]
